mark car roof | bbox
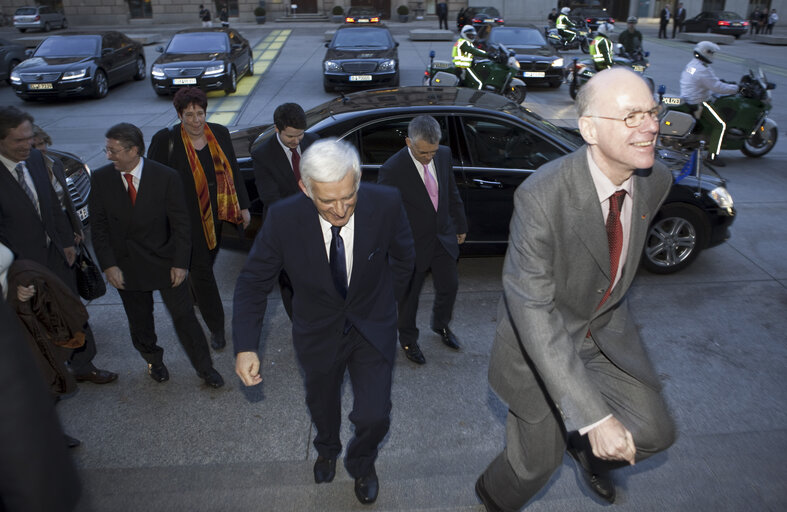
[175,28,235,35]
[44,31,123,37]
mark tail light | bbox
[472,18,482,23]
[717,20,731,26]
[34,15,41,21]
[345,16,355,23]
[371,17,379,22]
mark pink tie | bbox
[423,163,438,211]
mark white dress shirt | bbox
[120,157,144,192]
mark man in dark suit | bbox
[0,106,116,385]
[437,1,448,30]
[90,123,223,388]
[234,139,414,505]
[377,115,467,365]
[673,2,686,38]
[475,69,675,511]
[659,5,671,38]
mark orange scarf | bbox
[181,124,242,250]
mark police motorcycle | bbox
[658,63,777,158]
[423,43,527,104]
[545,20,590,53]
[567,43,652,100]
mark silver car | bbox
[13,5,67,33]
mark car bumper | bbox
[14,22,45,29]
[323,71,397,88]
[12,77,94,98]
[151,74,229,95]
[515,63,563,84]
[713,26,747,36]
[707,207,735,248]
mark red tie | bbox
[124,173,137,205]
[598,190,626,309]
[291,149,301,182]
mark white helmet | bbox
[694,41,720,63]
[561,7,571,15]
[597,22,614,36]
[627,16,638,24]
[460,25,477,40]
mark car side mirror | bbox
[156,46,164,53]
[325,42,329,48]
[395,41,399,47]
[102,48,113,55]
[231,44,242,50]
[25,49,34,58]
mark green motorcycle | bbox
[567,46,652,100]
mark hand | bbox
[16,284,35,302]
[74,231,84,245]
[457,233,467,244]
[170,267,188,287]
[64,246,76,266]
[587,416,636,465]
[235,351,262,386]
[105,266,125,290]
[241,209,251,229]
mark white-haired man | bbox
[233,139,415,505]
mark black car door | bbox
[101,33,133,84]
[228,30,247,74]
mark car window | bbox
[489,28,546,46]
[15,7,37,15]
[461,116,564,170]
[332,28,391,48]
[103,33,122,51]
[168,33,229,53]
[35,36,100,57]
[355,116,450,165]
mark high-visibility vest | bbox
[590,35,613,67]
[452,38,474,68]
[556,14,574,30]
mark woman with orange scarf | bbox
[148,87,250,350]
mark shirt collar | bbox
[122,156,144,181]
[318,211,355,237]
[586,147,633,203]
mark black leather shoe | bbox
[199,367,224,389]
[313,456,336,484]
[64,434,81,449]
[475,476,503,512]
[354,468,379,504]
[74,368,118,384]
[567,447,616,503]
[210,331,226,350]
[147,363,169,383]
[432,326,460,350]
[402,343,426,365]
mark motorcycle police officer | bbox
[590,22,615,71]
[679,41,739,164]
[619,16,643,58]
[453,25,489,90]
[555,7,579,44]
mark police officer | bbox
[679,41,739,164]
[452,25,488,90]
[618,16,643,58]
[590,22,614,71]
[555,7,579,44]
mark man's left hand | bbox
[241,209,251,229]
[64,246,76,266]
[457,233,467,244]
[171,267,188,287]
[588,415,636,465]
[17,284,35,302]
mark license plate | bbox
[524,71,545,78]
[349,75,372,82]
[29,83,53,90]
[732,22,741,26]
[173,78,197,85]
[662,97,682,105]
[632,65,645,73]
[77,206,89,221]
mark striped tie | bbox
[15,163,40,217]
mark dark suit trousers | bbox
[479,336,675,511]
[118,282,213,374]
[189,233,224,336]
[304,327,392,479]
[398,242,458,347]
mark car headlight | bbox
[61,68,87,81]
[324,60,341,72]
[151,65,165,78]
[10,69,21,84]
[204,63,224,76]
[551,57,564,68]
[709,186,733,210]
[378,59,396,72]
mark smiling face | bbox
[105,137,141,173]
[300,170,358,228]
[178,103,207,138]
[0,120,34,163]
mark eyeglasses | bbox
[104,146,130,156]
[586,104,664,128]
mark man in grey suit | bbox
[475,68,675,511]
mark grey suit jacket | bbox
[488,147,671,431]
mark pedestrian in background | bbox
[548,8,558,26]
[749,8,761,35]
[673,2,686,38]
[766,9,778,34]
[219,5,229,28]
[658,4,670,38]
[437,1,448,30]
[199,4,212,27]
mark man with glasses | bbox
[90,123,223,389]
[476,68,675,510]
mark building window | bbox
[127,0,153,19]
[214,1,240,18]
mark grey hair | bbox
[574,79,594,118]
[300,138,361,194]
[407,115,441,145]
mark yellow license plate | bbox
[30,83,53,90]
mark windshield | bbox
[332,28,391,48]
[476,7,501,17]
[720,12,744,19]
[35,36,99,57]
[489,28,546,46]
[15,8,37,15]
[167,33,229,53]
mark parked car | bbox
[344,7,381,23]
[457,6,504,32]
[230,87,736,273]
[13,5,67,33]
[150,28,253,96]
[479,26,564,88]
[0,38,27,83]
[570,8,615,32]
[683,11,749,38]
[48,148,92,227]
[9,32,146,101]
[323,24,399,92]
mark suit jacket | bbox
[147,122,250,249]
[676,7,686,23]
[487,147,671,431]
[0,148,73,270]
[89,158,191,291]
[251,131,319,218]
[377,145,467,271]
[660,8,670,23]
[233,183,415,375]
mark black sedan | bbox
[344,7,381,24]
[150,28,253,96]
[571,8,615,32]
[480,26,564,88]
[323,25,399,92]
[457,6,504,31]
[9,32,145,100]
[683,11,749,38]
[230,87,735,274]
[1,38,27,83]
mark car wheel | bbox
[133,56,146,80]
[43,22,50,32]
[741,124,777,157]
[247,52,254,76]
[92,69,108,99]
[224,66,237,94]
[504,84,526,104]
[62,18,68,29]
[642,204,708,274]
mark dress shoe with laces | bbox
[354,467,379,504]
[475,475,503,512]
[147,363,169,383]
[567,446,616,503]
[402,343,426,364]
[432,326,460,350]
[313,456,336,483]
[210,331,226,350]
[199,367,224,389]
[74,368,118,384]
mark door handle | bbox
[472,178,503,189]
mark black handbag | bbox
[74,242,106,300]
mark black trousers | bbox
[304,327,392,479]
[397,242,458,347]
[658,21,668,38]
[189,232,224,337]
[438,12,448,30]
[118,282,212,374]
